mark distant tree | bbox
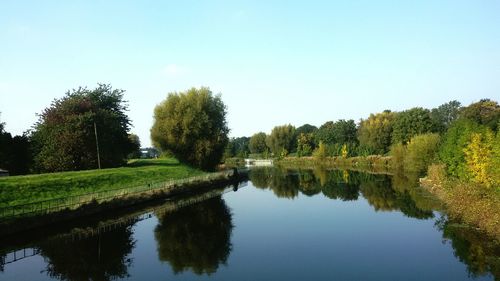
[313,141,327,161]
[296,124,318,135]
[151,87,229,170]
[31,84,135,172]
[296,133,314,157]
[438,119,484,179]
[249,132,268,154]
[392,107,434,144]
[430,100,462,134]
[127,134,142,159]
[224,137,250,158]
[314,121,335,145]
[459,99,500,131]
[357,110,396,154]
[266,124,296,155]
[315,120,357,146]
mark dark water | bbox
[0,167,499,281]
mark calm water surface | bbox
[1,168,498,281]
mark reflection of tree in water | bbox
[38,224,136,281]
[250,167,433,218]
[155,196,233,275]
[249,167,299,199]
[359,174,433,219]
[436,216,500,279]
[320,170,359,201]
[297,170,321,197]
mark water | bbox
[0,167,498,281]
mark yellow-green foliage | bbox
[341,144,348,159]
[313,141,327,160]
[390,133,441,175]
[463,130,498,188]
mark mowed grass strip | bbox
[0,158,205,207]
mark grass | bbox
[0,158,205,207]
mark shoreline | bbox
[0,169,247,237]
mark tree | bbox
[460,99,500,131]
[224,137,250,158]
[127,134,141,159]
[463,130,497,188]
[265,124,296,155]
[430,100,462,134]
[358,110,396,154]
[151,87,229,170]
[392,107,434,144]
[249,132,268,154]
[315,119,357,145]
[295,124,318,136]
[31,84,135,172]
[296,133,314,157]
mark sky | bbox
[0,1,499,147]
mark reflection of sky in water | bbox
[0,170,496,281]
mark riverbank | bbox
[0,167,245,237]
[275,156,393,174]
[421,165,500,240]
[0,158,204,207]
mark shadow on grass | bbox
[127,160,181,168]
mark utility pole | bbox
[94,121,101,169]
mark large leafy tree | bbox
[357,110,396,154]
[430,100,462,134]
[392,107,434,144]
[266,124,296,155]
[459,99,500,131]
[151,87,229,170]
[248,132,268,154]
[31,84,135,172]
[315,119,357,145]
[224,136,250,158]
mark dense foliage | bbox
[151,87,229,171]
[357,110,396,154]
[266,124,296,155]
[392,107,434,144]
[0,128,31,175]
[248,132,268,154]
[31,84,135,172]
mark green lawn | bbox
[0,158,205,207]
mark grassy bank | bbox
[0,158,204,207]
[422,164,500,240]
[276,156,392,174]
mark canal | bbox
[0,167,498,280]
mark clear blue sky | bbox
[1,1,499,146]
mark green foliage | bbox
[224,137,250,159]
[31,84,135,172]
[313,141,327,160]
[315,119,357,145]
[403,133,441,174]
[151,87,229,171]
[295,124,318,136]
[127,133,141,159]
[392,107,434,144]
[438,119,486,179]
[0,158,203,207]
[430,100,462,134]
[266,124,296,155]
[357,110,396,154]
[460,99,500,131]
[0,129,32,175]
[296,132,314,157]
[463,129,499,188]
[248,132,268,154]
